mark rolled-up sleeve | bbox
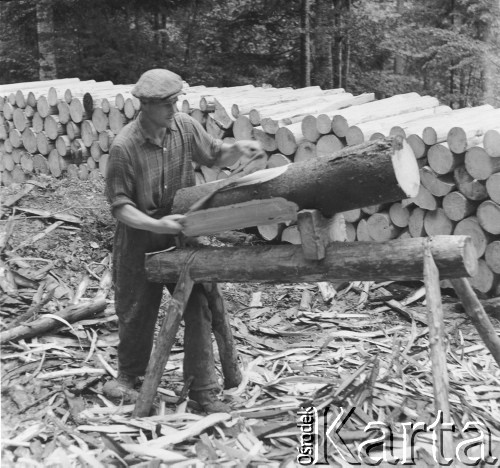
[106,144,137,214]
[189,117,223,167]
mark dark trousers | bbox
[112,223,218,392]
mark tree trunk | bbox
[300,0,312,87]
[449,0,458,107]
[335,30,342,89]
[0,3,7,73]
[172,137,420,217]
[184,0,199,69]
[341,0,351,89]
[314,0,334,89]
[36,0,57,80]
[153,11,161,50]
[482,2,500,105]
[394,0,405,74]
[145,236,477,284]
[459,69,467,108]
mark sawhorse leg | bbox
[423,241,454,463]
[133,255,195,418]
[450,278,500,368]
[133,257,242,417]
[203,282,243,389]
[424,242,500,462]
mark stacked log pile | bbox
[1,79,499,294]
[338,113,500,296]
[178,89,499,295]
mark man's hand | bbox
[234,140,263,159]
[153,214,186,234]
[114,205,186,234]
[218,140,264,168]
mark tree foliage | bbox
[0,0,498,107]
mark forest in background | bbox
[0,0,499,108]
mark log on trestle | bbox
[172,137,420,217]
[145,235,477,284]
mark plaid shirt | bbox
[106,112,222,218]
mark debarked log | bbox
[145,235,477,284]
[172,137,420,217]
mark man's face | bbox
[142,98,178,127]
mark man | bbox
[104,68,262,413]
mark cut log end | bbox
[406,134,427,159]
[392,137,420,198]
[257,223,283,241]
[445,235,478,279]
[483,129,500,158]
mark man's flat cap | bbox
[132,69,185,102]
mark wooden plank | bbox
[183,198,298,237]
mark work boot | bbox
[189,388,231,413]
[102,373,139,400]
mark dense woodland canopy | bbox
[0,0,499,108]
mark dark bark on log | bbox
[36,0,58,80]
[172,138,420,217]
[145,236,477,284]
[300,0,312,87]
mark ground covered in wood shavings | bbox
[1,176,500,468]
